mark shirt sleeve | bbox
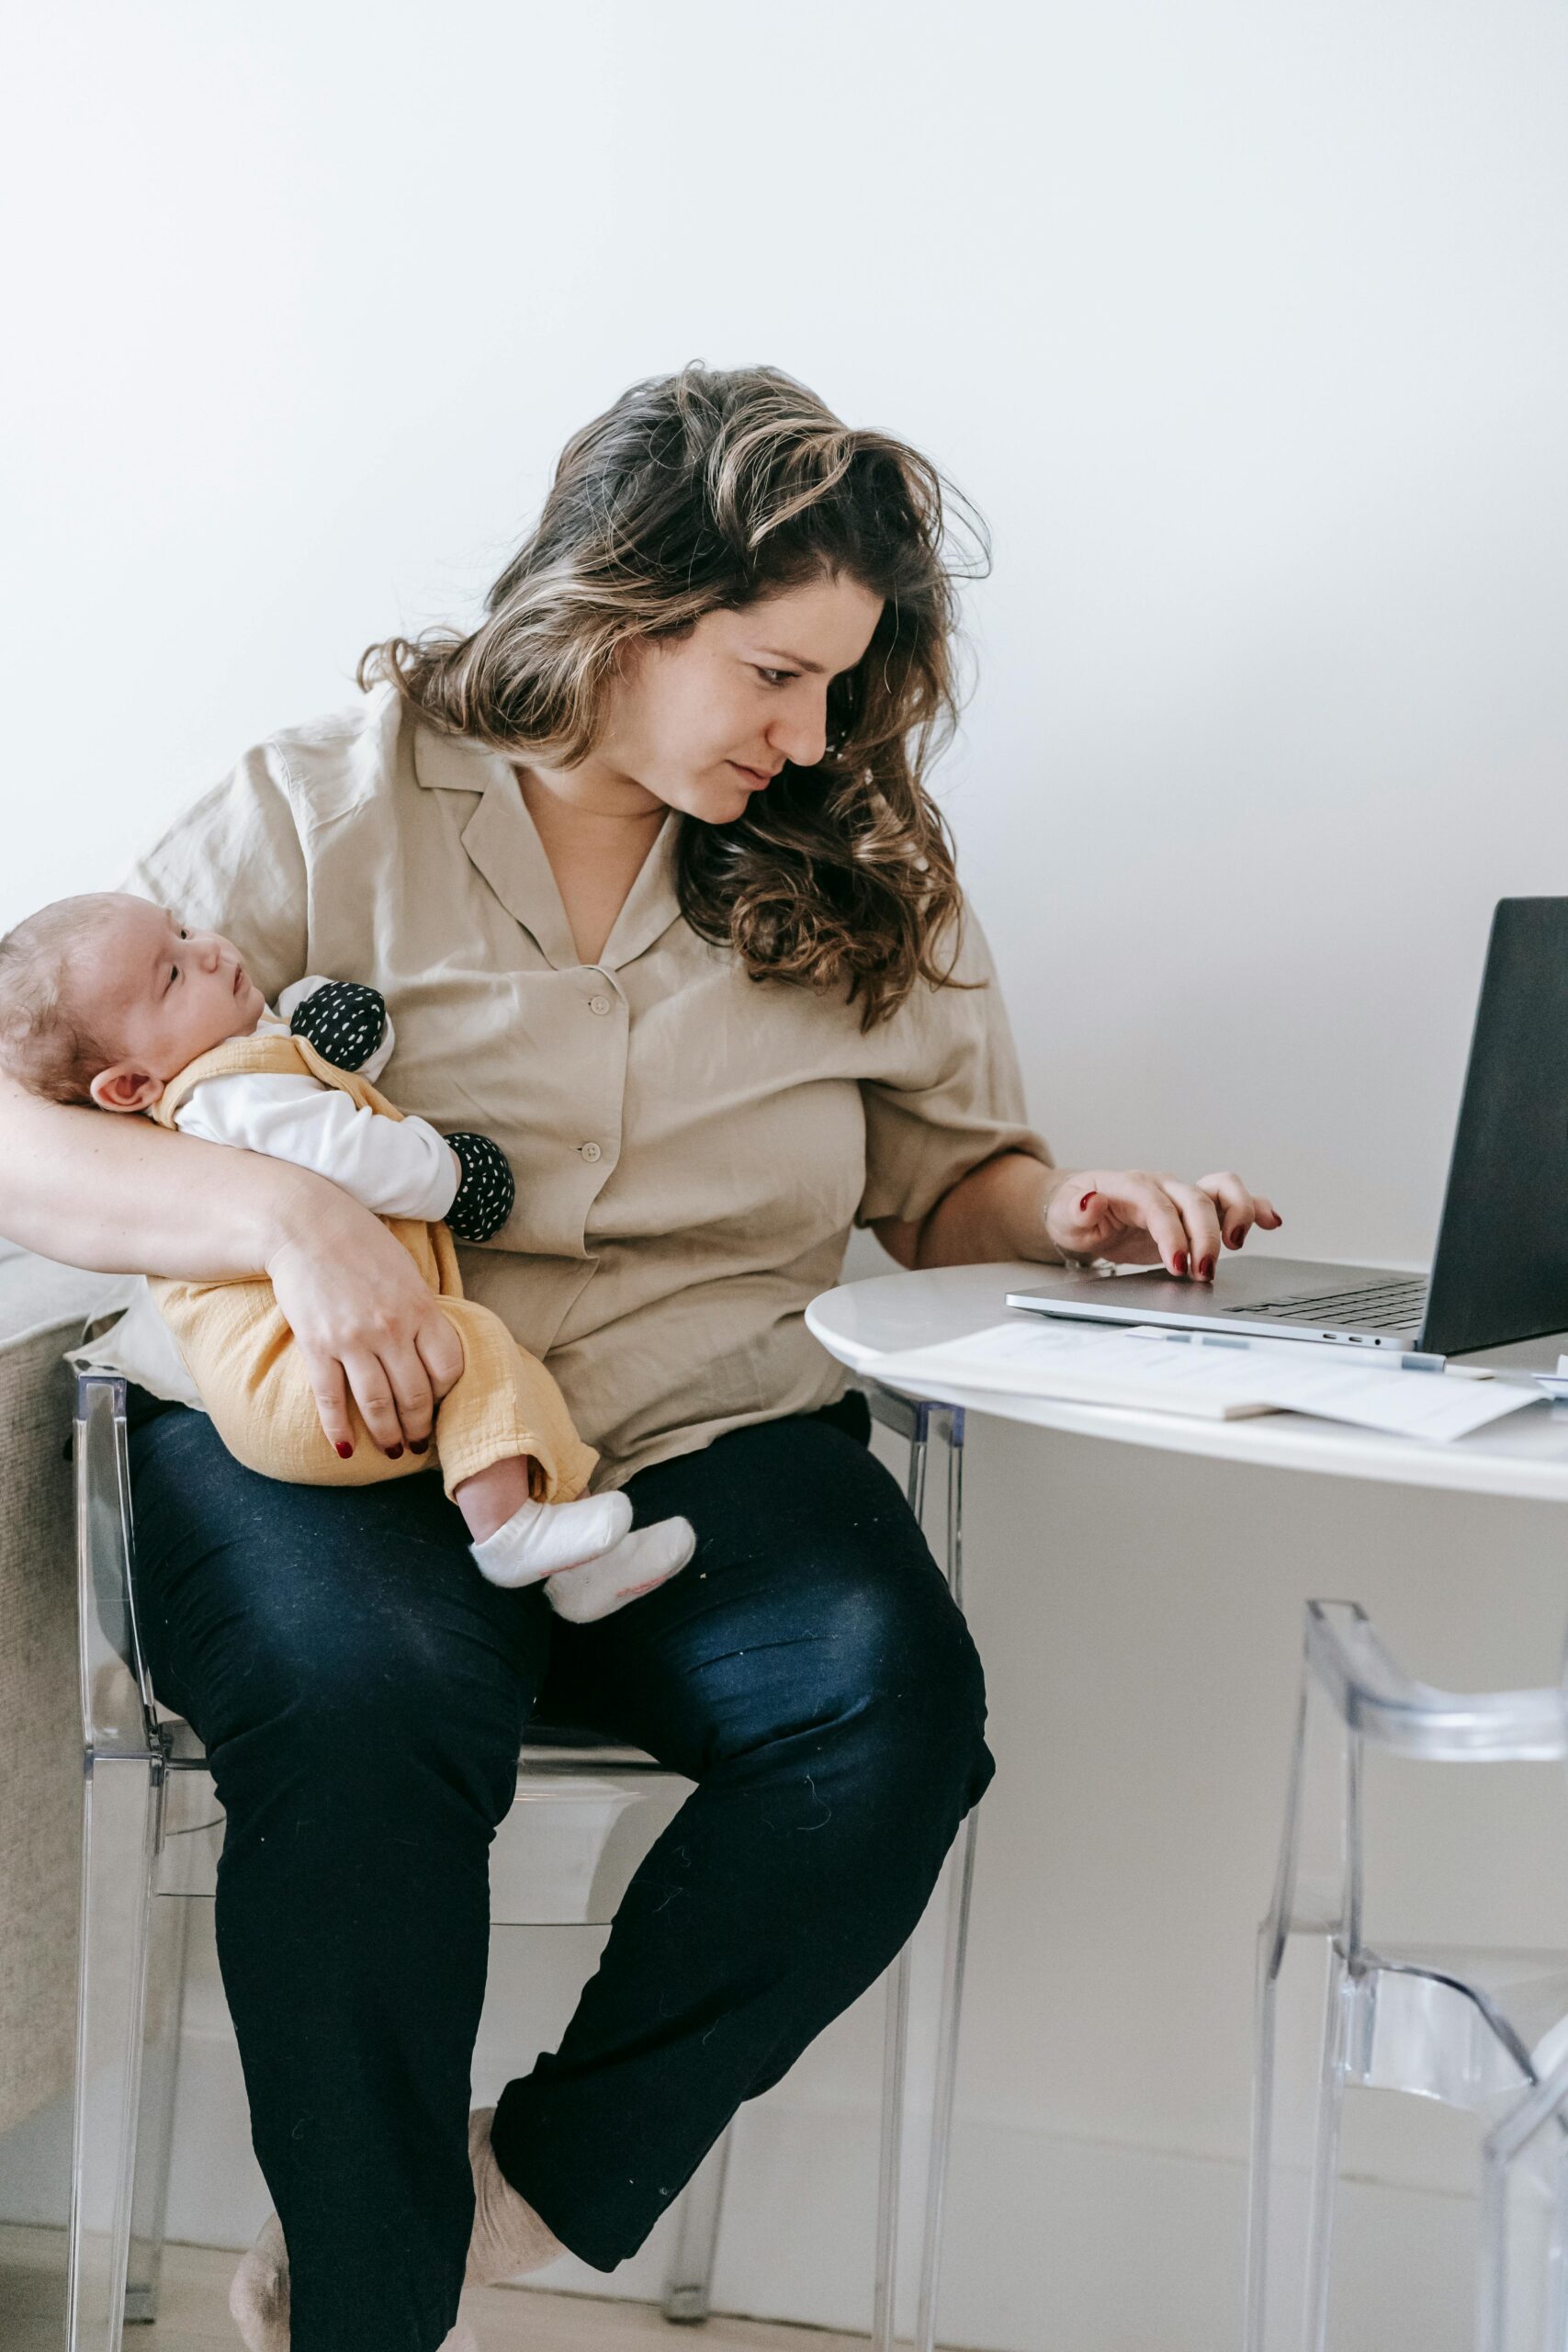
[174,1074,459,1222]
[118,741,311,1009]
[855,900,1053,1228]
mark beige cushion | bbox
[0,1251,128,2136]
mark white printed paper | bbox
[863,1321,1540,1442]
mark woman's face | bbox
[594,571,886,825]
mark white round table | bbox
[807,1260,1568,1504]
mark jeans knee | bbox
[204,1594,525,1833]
[815,1567,994,1811]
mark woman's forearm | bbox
[912,1150,1070,1270]
[906,1150,1282,1277]
[0,1074,346,1279]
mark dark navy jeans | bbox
[127,1389,994,2352]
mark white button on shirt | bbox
[120,685,1052,1487]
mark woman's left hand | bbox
[1043,1168,1283,1280]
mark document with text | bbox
[862,1321,1541,1442]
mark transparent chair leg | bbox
[874,1941,914,2352]
[123,1893,191,2324]
[1478,2050,1568,2352]
[914,1804,980,2352]
[1245,1930,1348,2352]
[942,1418,964,1611]
[661,2124,734,2323]
[867,1419,933,2347]
[68,1753,162,2352]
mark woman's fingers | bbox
[415,1306,466,1402]
[1160,1180,1225,1280]
[341,1350,412,1458]
[382,1340,435,1452]
[1049,1168,1283,1279]
[302,1351,357,1460]
[1095,1174,1192,1274]
[1196,1171,1285,1250]
[267,1209,469,1455]
[1050,1171,1187,1271]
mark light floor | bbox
[0,2228,879,2352]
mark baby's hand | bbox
[289,981,388,1072]
[446,1131,515,1242]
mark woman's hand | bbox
[1043,1169,1283,1280]
[266,1196,466,1456]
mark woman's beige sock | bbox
[229,2205,481,2352]
[464,2105,566,2287]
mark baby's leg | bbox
[453,1453,539,1541]
[460,1457,694,1608]
[459,1455,633,1589]
[437,1302,688,1592]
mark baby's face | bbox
[82,896,267,1109]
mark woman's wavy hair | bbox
[360,362,991,1026]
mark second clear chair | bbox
[1247,1597,1568,2352]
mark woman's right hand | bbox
[265,1198,466,1458]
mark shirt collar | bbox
[412,720,683,974]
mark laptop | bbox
[1006,898,1568,1365]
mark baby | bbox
[0,892,694,1621]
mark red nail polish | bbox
[385,1443,403,1460]
[411,1437,429,1454]
[335,1441,354,1459]
[1172,1251,1188,1277]
[1228,1228,1244,1248]
[1199,1254,1215,1280]
[1079,1191,1096,1212]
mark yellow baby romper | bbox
[147,1027,600,1502]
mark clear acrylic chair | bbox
[1247,1597,1568,2352]
[68,1370,976,2352]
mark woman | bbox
[0,363,1279,2352]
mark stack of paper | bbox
[862,1321,1540,1443]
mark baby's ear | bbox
[89,1063,164,1114]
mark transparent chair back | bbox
[67,1371,976,2352]
[1247,1597,1568,2352]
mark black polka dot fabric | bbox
[289,982,388,1072]
[446,1131,515,1242]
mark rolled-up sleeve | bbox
[856,903,1053,1228]
[118,741,310,1008]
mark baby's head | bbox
[0,893,265,1110]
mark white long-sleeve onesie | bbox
[70,978,459,1407]
[171,978,460,1222]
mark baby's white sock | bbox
[544,1516,696,1623]
[469,1490,633,1589]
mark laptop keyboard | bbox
[1219,1279,1429,1333]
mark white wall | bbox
[6,6,1568,2346]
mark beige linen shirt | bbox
[119,684,1052,1487]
